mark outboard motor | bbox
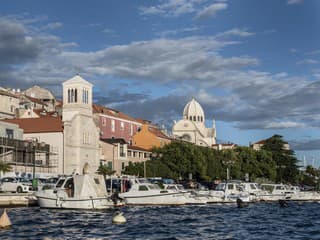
[236,198,248,208]
[279,199,288,208]
[111,191,124,205]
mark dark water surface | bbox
[1,202,320,239]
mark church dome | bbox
[183,98,205,123]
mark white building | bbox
[172,98,216,147]
[62,75,100,174]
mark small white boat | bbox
[240,182,268,202]
[285,186,320,201]
[259,183,292,201]
[119,179,187,205]
[35,174,116,209]
[205,182,251,203]
[164,184,207,205]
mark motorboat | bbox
[35,174,117,209]
[240,182,269,202]
[164,184,208,205]
[259,183,293,201]
[119,178,187,205]
[204,182,251,203]
[285,185,320,201]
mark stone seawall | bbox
[0,193,38,207]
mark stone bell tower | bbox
[62,75,100,174]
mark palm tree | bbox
[97,164,115,180]
[0,161,12,178]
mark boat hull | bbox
[37,195,115,209]
[120,192,187,205]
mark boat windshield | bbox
[56,178,65,188]
[148,184,160,190]
[215,183,226,191]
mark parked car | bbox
[0,177,32,193]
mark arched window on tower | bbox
[201,116,203,122]
[71,89,75,102]
[193,116,196,121]
[68,89,71,103]
[189,116,192,121]
[198,116,200,121]
[74,89,77,103]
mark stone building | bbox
[172,98,216,147]
[132,123,172,150]
[62,75,100,174]
[0,88,19,119]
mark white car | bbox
[0,177,32,193]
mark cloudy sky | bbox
[1,0,320,166]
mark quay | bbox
[0,193,37,207]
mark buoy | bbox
[0,208,12,228]
[112,211,126,224]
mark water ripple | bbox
[1,202,320,239]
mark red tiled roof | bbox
[128,145,150,152]
[92,104,141,123]
[1,116,63,133]
[25,95,47,106]
[148,126,172,140]
[253,139,266,145]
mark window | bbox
[128,150,132,157]
[130,124,133,136]
[111,120,115,132]
[107,162,112,169]
[138,185,148,191]
[6,129,14,139]
[120,122,124,130]
[121,162,125,170]
[120,144,125,157]
[102,118,106,126]
[193,116,196,121]
[133,152,137,157]
[198,116,200,121]
[74,89,77,102]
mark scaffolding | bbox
[0,137,58,177]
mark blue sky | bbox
[0,0,320,166]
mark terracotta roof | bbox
[100,138,127,144]
[1,116,63,133]
[252,139,266,145]
[25,95,47,106]
[148,126,172,140]
[92,104,141,123]
[128,145,150,152]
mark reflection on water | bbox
[1,202,320,239]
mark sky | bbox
[0,0,320,167]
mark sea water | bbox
[1,202,320,239]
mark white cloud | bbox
[139,0,196,17]
[287,0,304,5]
[265,121,306,129]
[41,22,63,30]
[215,28,255,38]
[297,59,319,65]
[194,3,228,19]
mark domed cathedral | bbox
[172,98,216,147]
[62,75,100,175]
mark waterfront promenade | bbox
[0,193,37,207]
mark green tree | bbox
[0,161,12,178]
[97,164,116,179]
[262,135,299,183]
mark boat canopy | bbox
[73,174,106,198]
